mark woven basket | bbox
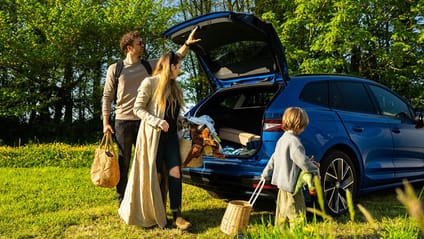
[220,200,252,236]
[220,179,265,236]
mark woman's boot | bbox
[172,209,191,230]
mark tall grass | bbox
[0,143,95,168]
[244,177,424,239]
[0,143,423,238]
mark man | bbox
[102,28,199,206]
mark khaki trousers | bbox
[275,188,306,228]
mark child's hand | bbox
[315,173,321,181]
[310,155,320,168]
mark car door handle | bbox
[392,128,400,134]
[352,127,363,132]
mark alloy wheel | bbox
[322,153,356,216]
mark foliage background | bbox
[1,0,423,146]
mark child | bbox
[261,107,320,228]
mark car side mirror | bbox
[416,112,423,128]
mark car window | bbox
[219,91,275,109]
[368,85,413,119]
[329,81,376,114]
[241,92,275,108]
[300,81,329,107]
[220,94,241,109]
[210,41,274,79]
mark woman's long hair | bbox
[152,51,184,115]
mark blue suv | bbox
[163,11,424,216]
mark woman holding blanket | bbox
[118,27,200,230]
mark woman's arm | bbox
[133,77,162,129]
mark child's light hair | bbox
[282,107,309,134]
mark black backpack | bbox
[113,59,152,100]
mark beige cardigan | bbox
[118,75,168,228]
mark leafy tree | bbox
[0,0,174,145]
[262,0,423,108]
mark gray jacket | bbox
[261,131,319,193]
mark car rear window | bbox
[210,41,275,79]
[220,88,275,109]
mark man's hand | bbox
[103,124,114,134]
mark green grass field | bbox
[0,144,423,238]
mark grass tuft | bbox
[346,189,355,222]
[396,179,424,232]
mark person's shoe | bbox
[173,216,191,230]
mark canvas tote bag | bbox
[90,132,120,188]
[179,128,193,166]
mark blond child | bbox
[261,107,320,228]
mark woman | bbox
[118,29,199,230]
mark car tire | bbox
[320,149,357,217]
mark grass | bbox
[0,144,424,238]
[0,167,229,239]
[1,167,423,238]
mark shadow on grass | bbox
[182,207,226,233]
[182,200,274,234]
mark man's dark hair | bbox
[119,31,140,53]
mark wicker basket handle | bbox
[248,178,265,206]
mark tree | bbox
[262,0,423,108]
[0,0,174,145]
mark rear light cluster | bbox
[253,182,277,189]
[263,119,282,132]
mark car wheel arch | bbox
[320,144,363,187]
[319,144,362,216]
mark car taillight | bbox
[253,182,277,189]
[263,119,282,132]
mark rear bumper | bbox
[182,169,277,201]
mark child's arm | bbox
[261,154,275,180]
[310,155,321,169]
[292,147,320,175]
